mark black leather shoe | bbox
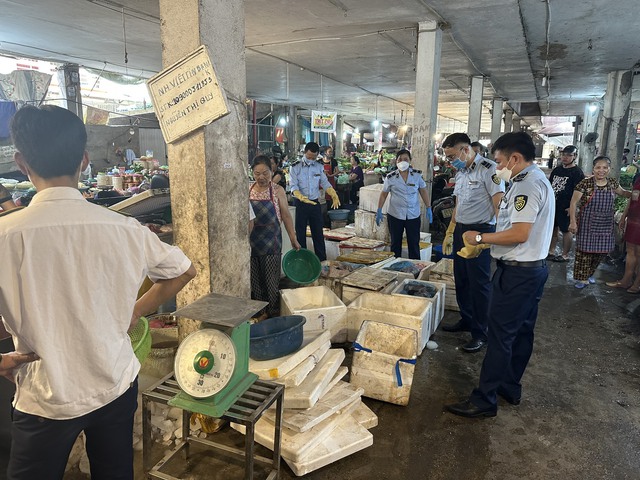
[445,400,497,418]
[462,338,487,353]
[442,320,470,333]
[497,389,521,406]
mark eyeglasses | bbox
[445,147,464,161]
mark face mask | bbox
[495,159,515,182]
[451,158,466,170]
[397,161,410,171]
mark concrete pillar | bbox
[158,0,249,317]
[490,98,504,144]
[503,109,513,133]
[412,20,442,230]
[512,116,522,132]
[573,116,582,146]
[467,76,484,141]
[336,115,344,157]
[624,123,636,156]
[59,64,83,118]
[579,102,599,171]
[598,70,633,176]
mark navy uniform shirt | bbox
[491,164,555,262]
[382,168,427,220]
[289,159,332,201]
[453,154,505,224]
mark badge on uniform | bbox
[514,195,528,211]
[491,174,501,185]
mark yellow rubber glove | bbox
[326,187,341,209]
[457,236,491,259]
[442,220,456,255]
[292,190,317,205]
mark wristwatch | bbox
[475,234,483,244]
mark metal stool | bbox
[143,372,283,480]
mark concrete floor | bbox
[5,255,640,479]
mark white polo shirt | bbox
[0,187,191,419]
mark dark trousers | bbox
[8,379,138,480]
[295,199,326,261]
[470,263,548,409]
[387,214,421,259]
[453,222,495,341]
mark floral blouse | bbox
[574,176,619,210]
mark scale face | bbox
[174,329,237,399]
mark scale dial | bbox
[174,329,237,398]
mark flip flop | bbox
[553,255,568,263]
[627,287,640,294]
[606,281,631,289]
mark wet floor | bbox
[12,254,640,480]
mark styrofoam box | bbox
[354,209,391,243]
[347,291,433,354]
[281,286,348,343]
[401,243,432,261]
[306,237,340,261]
[358,183,389,214]
[391,279,446,334]
[350,320,418,406]
[374,258,435,282]
[338,237,386,256]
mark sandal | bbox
[606,281,632,289]
[553,255,568,263]
[627,286,640,294]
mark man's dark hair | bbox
[470,141,483,149]
[304,142,320,154]
[251,154,272,170]
[442,133,471,149]
[395,148,412,160]
[491,132,536,161]
[10,105,87,178]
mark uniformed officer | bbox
[445,131,555,418]
[440,133,505,353]
[289,141,341,261]
[376,149,432,259]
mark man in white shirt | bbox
[0,105,196,479]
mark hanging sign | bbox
[147,45,229,144]
[311,111,337,133]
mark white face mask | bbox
[495,159,514,182]
[397,161,410,171]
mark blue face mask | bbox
[452,158,466,170]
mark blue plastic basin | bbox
[250,315,306,361]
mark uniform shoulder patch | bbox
[514,195,528,211]
[491,174,501,185]
[481,160,492,169]
[386,171,399,178]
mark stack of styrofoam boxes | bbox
[346,291,433,354]
[236,331,376,476]
[338,236,386,257]
[350,321,418,406]
[281,286,348,343]
[355,184,391,243]
[420,258,458,311]
[391,279,446,335]
[316,260,364,300]
[307,236,341,261]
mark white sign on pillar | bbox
[147,45,230,144]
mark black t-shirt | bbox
[549,165,585,208]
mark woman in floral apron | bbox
[250,156,300,318]
[568,156,631,289]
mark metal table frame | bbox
[142,373,283,480]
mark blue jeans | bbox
[8,378,138,480]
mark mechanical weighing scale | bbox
[142,293,285,480]
[168,292,267,417]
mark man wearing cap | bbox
[445,132,555,418]
[547,145,584,262]
[440,133,505,353]
[289,141,341,261]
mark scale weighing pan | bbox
[169,293,267,417]
[109,188,171,217]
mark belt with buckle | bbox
[498,259,546,268]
